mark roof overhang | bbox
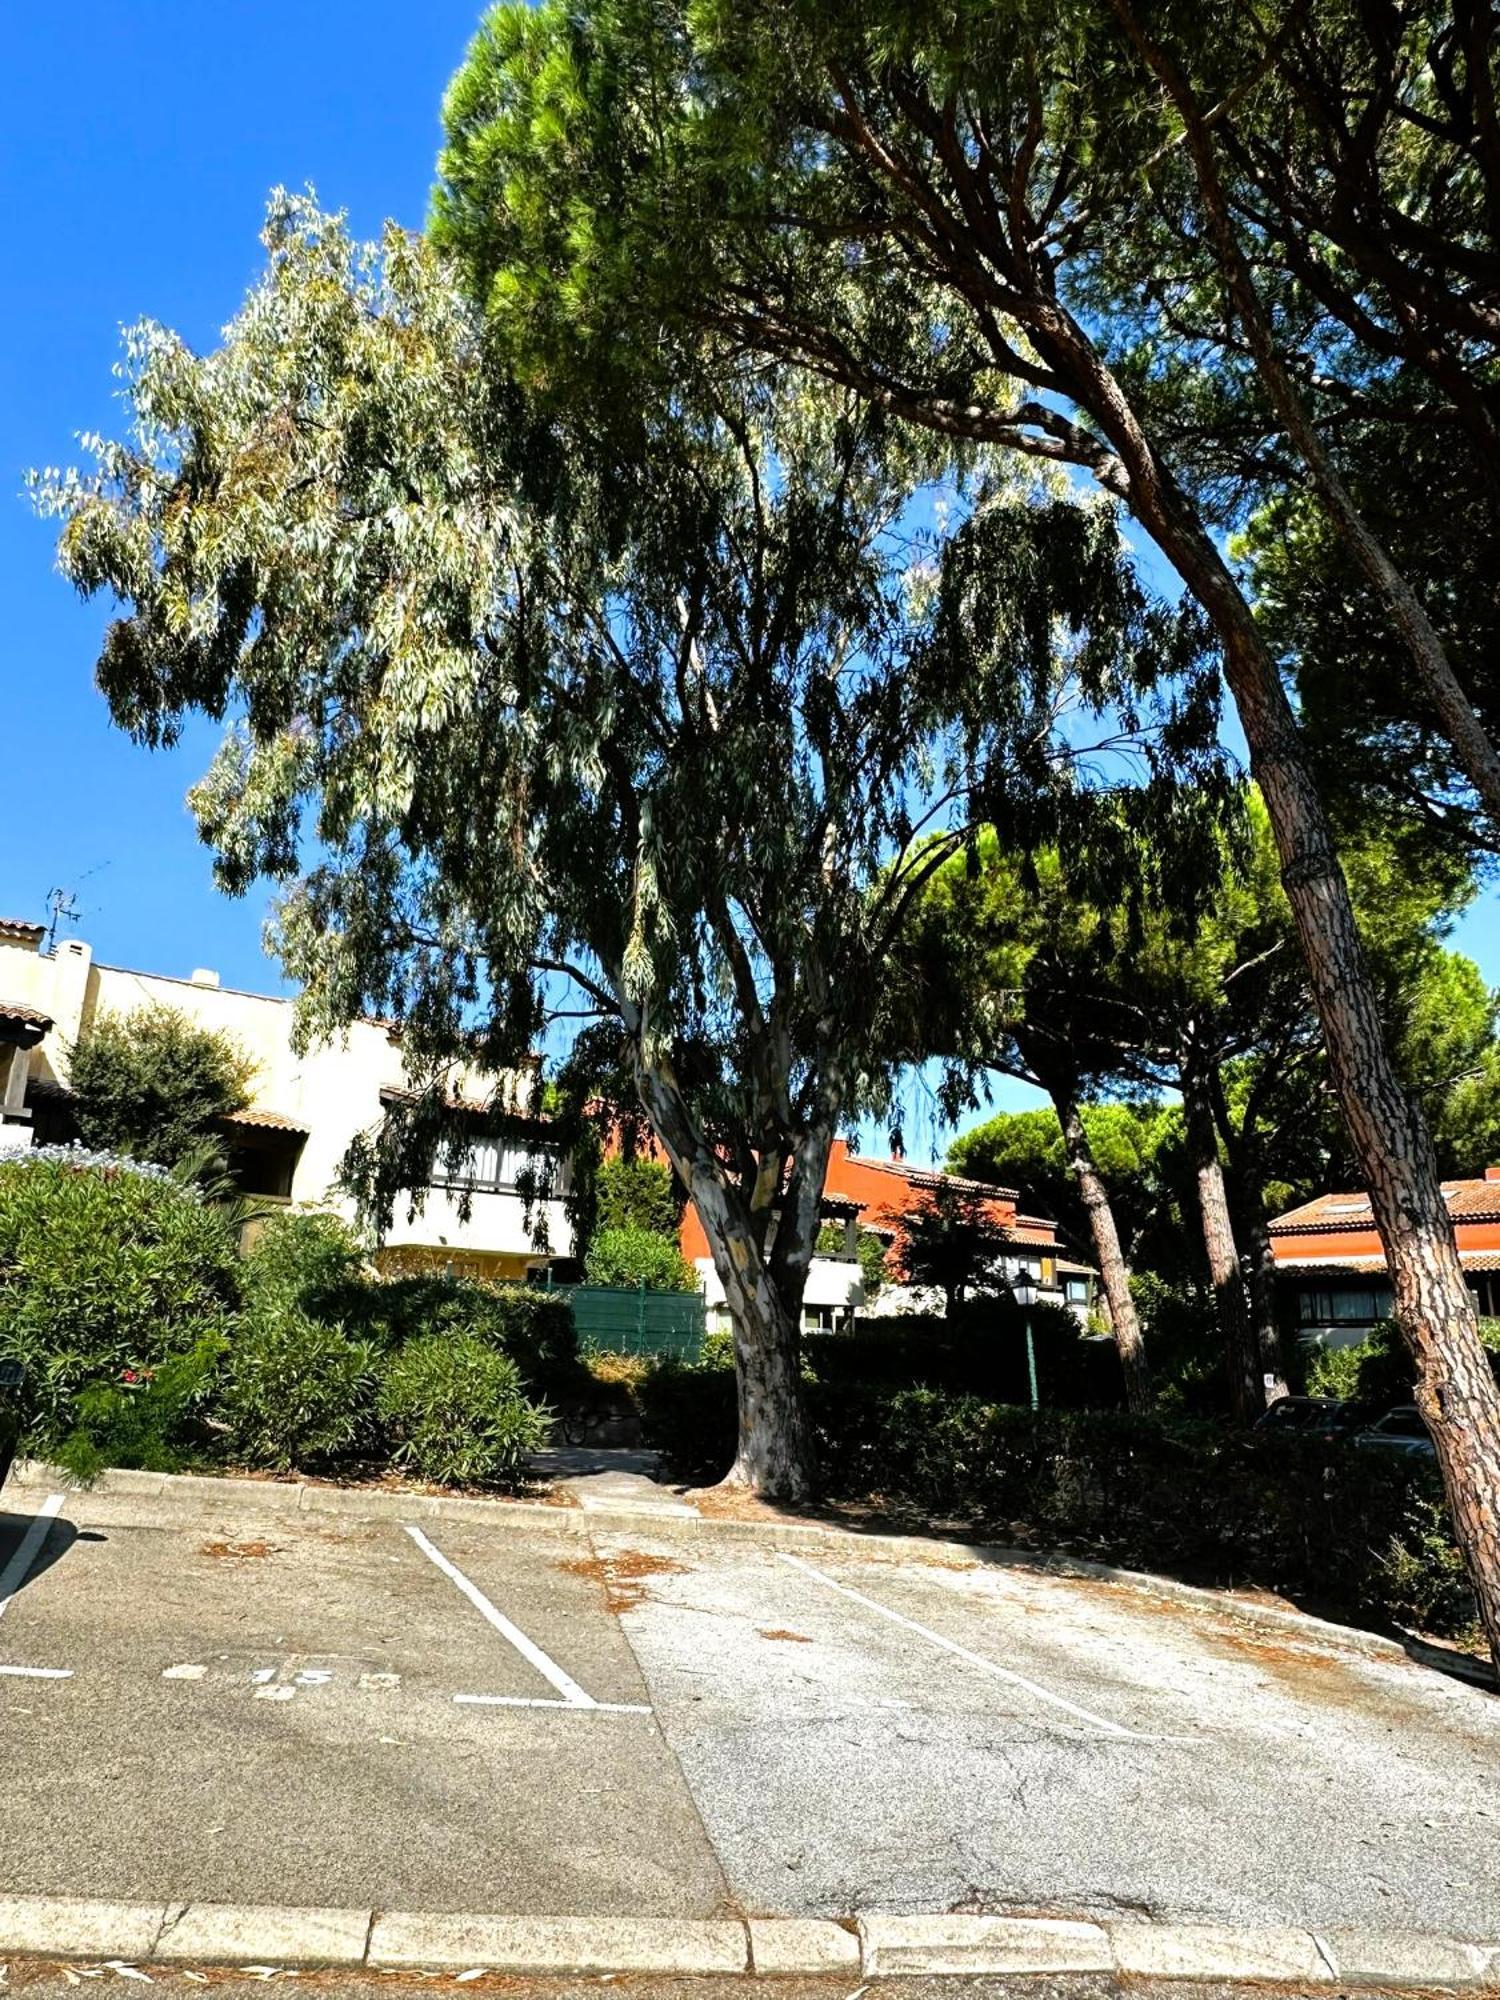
[0,1002,52,1049]
[220,1107,309,1137]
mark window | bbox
[1064,1277,1090,1304]
[1297,1284,1391,1325]
[802,1304,849,1334]
[434,1137,565,1195]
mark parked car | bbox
[1252,1395,1367,1442]
[1351,1404,1436,1460]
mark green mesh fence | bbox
[554,1283,705,1360]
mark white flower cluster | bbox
[5,1143,192,1192]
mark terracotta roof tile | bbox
[0,919,44,942]
[0,1000,53,1030]
[1271,1176,1500,1231]
[220,1107,308,1136]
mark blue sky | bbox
[2,0,1497,1166]
[1,1,481,987]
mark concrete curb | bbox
[13,1455,1493,1685]
[1,1899,1499,1987]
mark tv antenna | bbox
[43,863,107,951]
[43,887,80,950]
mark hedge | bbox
[638,1358,1478,1643]
[0,1179,561,1490]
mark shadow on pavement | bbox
[0,1507,80,1599]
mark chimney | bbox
[1485,1166,1500,1183]
[889,1124,905,1162]
[190,968,221,989]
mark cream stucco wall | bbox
[0,930,573,1266]
[696,1250,864,1334]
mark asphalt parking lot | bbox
[1,1478,1497,1938]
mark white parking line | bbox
[455,1694,651,1713]
[0,1664,72,1679]
[0,1493,65,1623]
[403,1523,598,1709]
[778,1552,1164,1742]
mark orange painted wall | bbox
[1270,1218,1500,1264]
[677,1139,1027,1261]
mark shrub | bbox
[0,1155,239,1447]
[241,1210,369,1321]
[216,1309,375,1470]
[584,1225,699,1294]
[638,1351,738,1483]
[1129,1272,1225,1413]
[377,1334,551,1486]
[1305,1317,1500,1406]
[54,1334,226,1481]
[635,1364,1478,1642]
[585,1349,653,1391]
[808,1302,1119,1408]
[355,1278,580,1394]
[68,1003,254,1167]
[594,1158,679,1237]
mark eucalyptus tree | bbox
[37,196,1182,1501]
[433,0,1500,1662]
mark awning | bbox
[220,1107,309,1136]
[0,1001,53,1048]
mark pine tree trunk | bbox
[707,203,1500,1663]
[1053,1089,1152,1412]
[1069,352,1500,1660]
[1181,1059,1262,1420]
[1112,4,1500,832]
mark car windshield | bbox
[1376,1409,1428,1438]
[1262,1401,1314,1429]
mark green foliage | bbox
[38,186,1237,1501]
[811,1302,1116,1407]
[594,1159,679,1238]
[68,1005,254,1168]
[54,1335,226,1482]
[584,1224,698,1293]
[1305,1320,1500,1408]
[897,1184,1016,1316]
[637,1352,739,1484]
[377,1334,550,1487]
[0,1156,240,1447]
[1377,1492,1482,1644]
[1128,1272,1226,1415]
[949,1102,1173,1258]
[241,1210,368,1320]
[816,1223,888,1302]
[352,1278,580,1395]
[639,1366,1478,1641]
[216,1310,376,1471]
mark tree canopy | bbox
[67,1004,254,1170]
[39,194,1210,1498]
